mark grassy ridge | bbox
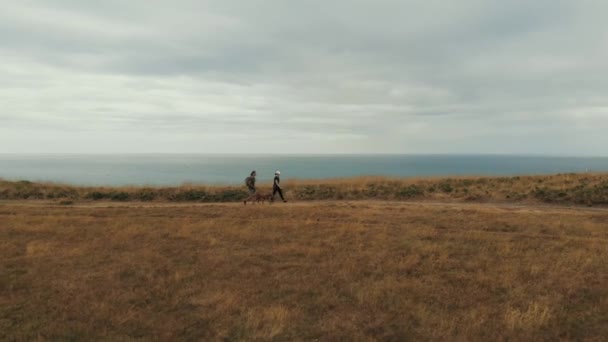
[1,173,608,205]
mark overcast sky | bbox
[1,0,607,155]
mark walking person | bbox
[243,170,257,205]
[272,171,287,203]
[245,170,257,194]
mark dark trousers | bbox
[273,187,285,201]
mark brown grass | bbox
[1,201,607,340]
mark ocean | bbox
[1,154,607,186]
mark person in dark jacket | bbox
[245,170,257,194]
[243,170,257,205]
[272,171,287,202]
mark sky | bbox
[1,0,607,155]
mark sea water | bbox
[1,154,607,186]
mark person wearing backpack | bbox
[243,170,258,205]
[245,170,257,195]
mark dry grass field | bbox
[1,200,607,340]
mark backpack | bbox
[245,176,254,189]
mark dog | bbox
[243,192,274,205]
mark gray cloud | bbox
[1,0,607,154]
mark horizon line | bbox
[1,152,608,158]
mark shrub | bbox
[506,192,526,201]
[295,186,320,200]
[15,189,44,199]
[398,185,423,198]
[0,189,10,199]
[439,182,453,193]
[461,179,474,187]
[217,189,248,202]
[50,188,79,200]
[476,178,489,185]
[136,189,157,201]
[316,185,338,199]
[365,183,392,197]
[172,189,207,201]
[86,191,106,200]
[110,192,130,201]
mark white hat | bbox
[275,171,281,175]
